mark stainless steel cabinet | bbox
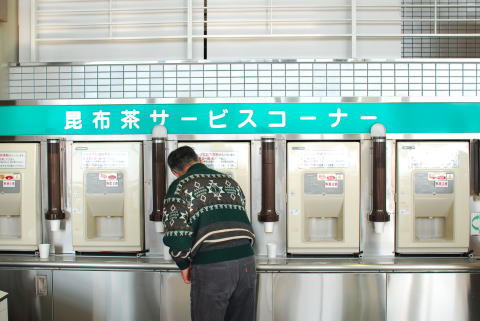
[0,269,53,321]
[52,270,161,321]
[160,272,191,321]
[273,273,386,321]
[257,273,274,321]
[159,271,271,321]
[387,273,480,321]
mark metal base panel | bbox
[273,273,386,321]
[53,270,160,321]
[387,273,480,321]
[0,269,53,321]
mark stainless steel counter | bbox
[0,255,479,272]
[1,255,480,321]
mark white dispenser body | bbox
[71,142,143,252]
[287,142,360,254]
[178,142,251,220]
[396,141,470,254]
[0,143,41,251]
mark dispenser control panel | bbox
[287,142,360,254]
[396,141,469,254]
[0,143,41,250]
[71,142,143,252]
[178,142,251,219]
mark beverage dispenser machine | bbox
[71,142,143,252]
[396,141,470,254]
[0,143,41,251]
[287,142,360,254]
[178,142,251,219]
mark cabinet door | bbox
[0,269,53,321]
[53,270,160,321]
[273,273,386,321]
[387,273,480,321]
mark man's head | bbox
[167,146,200,177]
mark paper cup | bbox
[39,244,50,259]
[374,222,385,234]
[264,222,274,233]
[266,243,277,259]
[155,222,164,233]
[50,220,61,232]
[163,246,171,261]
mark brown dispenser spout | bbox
[258,138,279,223]
[368,124,390,224]
[46,139,65,221]
[150,138,166,222]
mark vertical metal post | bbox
[30,0,37,61]
[203,0,208,59]
[351,0,357,58]
[268,0,273,35]
[108,0,112,38]
[187,0,193,59]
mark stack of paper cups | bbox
[155,222,164,233]
[374,222,385,234]
[264,222,274,233]
[266,243,277,259]
[163,246,171,261]
[50,220,60,232]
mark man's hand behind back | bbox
[181,265,192,284]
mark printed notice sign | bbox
[299,150,348,168]
[0,152,26,169]
[198,152,238,169]
[81,151,129,169]
[3,180,15,188]
[105,180,119,187]
[408,150,459,169]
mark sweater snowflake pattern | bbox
[162,163,255,270]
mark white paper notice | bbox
[298,150,348,168]
[81,151,129,169]
[408,149,459,169]
[0,152,26,169]
[198,151,238,169]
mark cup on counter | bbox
[266,242,277,259]
[38,244,51,259]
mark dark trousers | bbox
[190,256,256,321]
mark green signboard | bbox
[0,102,478,135]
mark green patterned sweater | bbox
[162,163,255,270]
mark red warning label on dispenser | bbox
[105,180,119,187]
[2,180,15,188]
[317,173,344,181]
[435,180,449,188]
[324,181,339,188]
[427,172,455,181]
[428,172,453,188]
[98,172,118,180]
[0,173,21,180]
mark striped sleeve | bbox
[162,192,193,270]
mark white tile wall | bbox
[7,62,480,99]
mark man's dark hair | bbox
[167,146,199,173]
